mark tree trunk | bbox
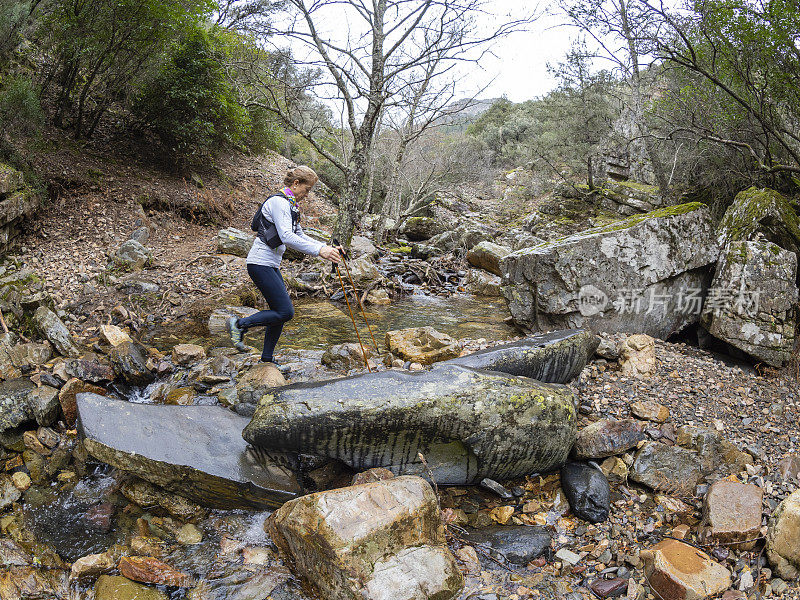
[375,138,409,244]
[334,143,367,248]
[619,0,670,200]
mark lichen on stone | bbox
[717,187,800,255]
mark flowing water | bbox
[148,294,517,353]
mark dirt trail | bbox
[13,132,337,344]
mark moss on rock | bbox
[718,187,800,255]
[244,364,577,484]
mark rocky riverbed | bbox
[1,319,799,600]
[1,153,800,599]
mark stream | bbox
[147,294,517,352]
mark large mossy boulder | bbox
[0,163,40,254]
[0,378,36,433]
[466,241,511,275]
[595,180,662,215]
[398,216,445,241]
[243,364,576,484]
[107,340,154,385]
[718,187,800,256]
[0,163,23,195]
[268,476,463,600]
[701,240,797,366]
[501,203,719,338]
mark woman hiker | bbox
[227,166,342,370]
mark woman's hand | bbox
[319,245,343,263]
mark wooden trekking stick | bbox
[333,262,371,372]
[334,239,380,355]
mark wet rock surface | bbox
[560,462,610,523]
[244,364,576,484]
[445,328,598,384]
[461,525,551,565]
[107,339,154,385]
[76,393,302,508]
[95,574,168,600]
[234,361,287,404]
[1,177,800,600]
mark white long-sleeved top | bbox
[246,194,324,267]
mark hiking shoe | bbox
[264,359,291,375]
[227,317,248,351]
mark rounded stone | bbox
[94,575,168,600]
[11,471,31,491]
[767,489,800,579]
[175,523,203,545]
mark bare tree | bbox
[374,54,489,243]
[238,0,532,247]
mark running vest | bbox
[250,191,301,249]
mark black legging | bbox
[237,264,294,362]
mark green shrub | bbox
[244,103,283,155]
[133,25,250,159]
[0,75,44,134]
[287,133,345,193]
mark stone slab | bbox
[76,393,301,509]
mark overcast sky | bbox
[272,1,579,107]
[463,1,575,102]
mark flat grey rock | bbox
[501,203,719,338]
[76,393,301,509]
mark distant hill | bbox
[448,97,500,120]
[436,97,501,132]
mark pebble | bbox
[555,548,582,565]
[590,577,628,598]
[480,478,513,499]
[11,471,31,491]
[175,523,203,545]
